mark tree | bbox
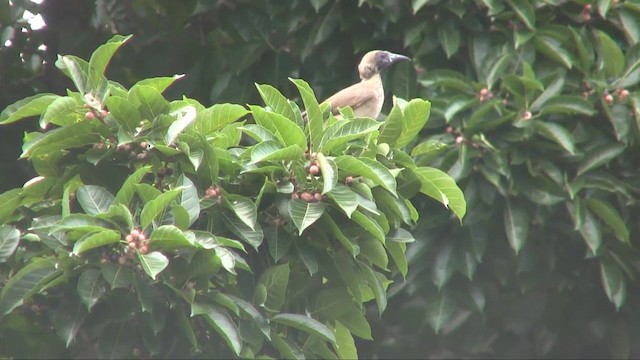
[1,0,639,358]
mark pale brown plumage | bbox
[308,50,411,120]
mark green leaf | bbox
[176,175,200,227]
[433,244,456,289]
[327,184,358,218]
[535,35,573,68]
[504,199,529,254]
[507,0,535,30]
[149,225,194,249]
[52,214,114,234]
[249,141,304,165]
[227,196,257,231]
[255,83,297,122]
[272,334,305,360]
[22,120,107,158]
[0,258,60,317]
[290,78,322,151]
[52,297,88,348]
[138,75,182,94]
[114,166,152,206]
[317,152,338,195]
[594,29,625,78]
[288,199,326,235]
[539,96,596,116]
[437,17,461,58]
[580,208,602,254]
[128,84,169,121]
[338,306,372,340]
[72,230,120,255]
[222,213,263,250]
[334,320,358,359]
[0,225,20,263]
[534,121,576,155]
[0,189,22,224]
[40,96,83,127]
[140,188,183,229]
[379,98,431,148]
[104,96,141,132]
[319,118,382,153]
[359,262,387,316]
[425,290,455,335]
[88,34,131,95]
[251,105,307,149]
[240,124,278,143]
[187,103,248,136]
[165,106,197,145]
[530,75,564,112]
[272,313,337,345]
[192,303,242,356]
[586,198,629,244]
[77,269,106,311]
[335,155,397,196]
[101,263,133,289]
[597,0,613,18]
[0,93,60,125]
[600,257,626,310]
[256,263,289,311]
[137,251,169,280]
[576,143,626,177]
[414,167,466,221]
[77,185,115,215]
[386,241,408,278]
[55,55,89,94]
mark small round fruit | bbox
[118,256,127,265]
[605,94,614,104]
[139,141,148,149]
[345,176,354,185]
[206,187,217,198]
[291,192,300,200]
[314,192,322,202]
[137,233,146,242]
[455,136,465,144]
[300,192,314,202]
[85,111,95,120]
[128,242,137,250]
[125,234,135,243]
[100,109,109,117]
[131,229,141,238]
[309,164,320,175]
[139,245,148,254]
[523,111,532,120]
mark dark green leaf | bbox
[272,313,337,345]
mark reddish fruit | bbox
[309,164,320,175]
[85,111,95,120]
[446,126,454,134]
[118,256,127,265]
[136,152,147,160]
[137,233,146,242]
[206,187,217,198]
[523,111,532,120]
[584,4,592,11]
[605,94,614,104]
[125,234,135,243]
[620,89,629,98]
[502,99,508,105]
[455,136,465,144]
[291,192,300,199]
[93,143,105,150]
[314,192,323,202]
[128,242,137,250]
[311,152,317,159]
[139,141,148,149]
[345,176,354,185]
[100,109,108,117]
[480,88,489,96]
[139,245,148,254]
[300,192,314,202]
[131,229,141,238]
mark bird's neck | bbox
[361,73,382,87]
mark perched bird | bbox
[312,50,411,120]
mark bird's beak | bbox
[388,52,411,64]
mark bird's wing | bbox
[322,82,378,114]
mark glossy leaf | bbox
[335,155,397,196]
[288,199,326,235]
[504,199,529,254]
[255,263,289,311]
[72,230,120,255]
[272,313,337,345]
[0,93,60,125]
[137,251,169,280]
[0,225,20,263]
[77,269,106,311]
[290,78,322,151]
[0,258,60,317]
[140,188,183,229]
[414,167,466,221]
[586,198,629,244]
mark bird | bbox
[308,50,411,120]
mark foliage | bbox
[2,0,640,358]
[0,35,462,359]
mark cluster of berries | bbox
[291,191,323,203]
[83,93,109,120]
[122,228,149,264]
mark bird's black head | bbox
[358,50,411,80]
[374,51,411,70]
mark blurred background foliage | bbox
[2,0,640,358]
